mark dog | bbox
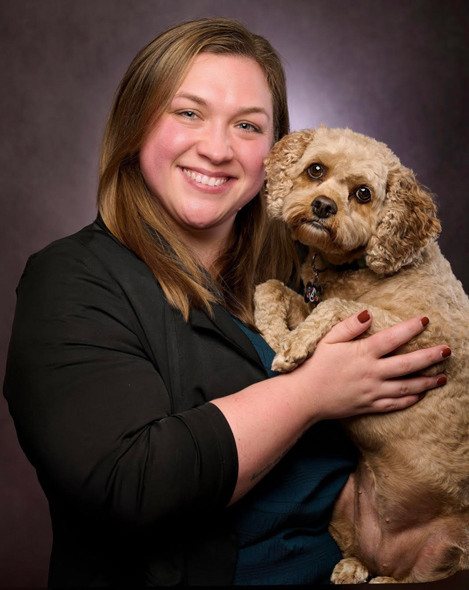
[254,126,469,583]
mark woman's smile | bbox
[180,166,232,189]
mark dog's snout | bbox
[312,196,337,219]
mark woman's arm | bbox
[211,311,448,503]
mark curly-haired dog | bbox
[254,126,469,583]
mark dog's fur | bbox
[254,126,469,583]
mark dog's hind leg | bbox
[331,557,370,584]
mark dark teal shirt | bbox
[232,319,357,585]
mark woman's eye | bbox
[238,122,260,133]
[307,163,326,179]
[177,110,198,119]
[355,186,372,203]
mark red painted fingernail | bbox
[421,317,429,327]
[358,310,370,323]
[441,347,451,358]
[437,376,447,386]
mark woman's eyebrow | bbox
[173,92,207,106]
[237,106,271,119]
[172,92,271,119]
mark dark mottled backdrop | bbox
[1,0,467,586]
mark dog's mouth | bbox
[303,219,330,234]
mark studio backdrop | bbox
[0,0,467,586]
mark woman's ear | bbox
[264,129,315,218]
[366,166,441,275]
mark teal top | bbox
[231,319,357,585]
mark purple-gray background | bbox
[1,0,467,585]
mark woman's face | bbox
[139,53,274,254]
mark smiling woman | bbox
[4,16,449,588]
[139,53,274,268]
[98,19,293,325]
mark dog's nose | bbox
[312,196,337,219]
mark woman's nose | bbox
[196,124,234,164]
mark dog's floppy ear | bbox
[366,166,441,275]
[264,129,315,218]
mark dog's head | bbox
[264,126,441,274]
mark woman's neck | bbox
[180,226,231,274]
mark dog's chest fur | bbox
[301,258,391,312]
[300,243,461,324]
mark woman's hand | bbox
[289,310,449,421]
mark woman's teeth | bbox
[182,168,229,187]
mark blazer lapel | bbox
[189,307,264,368]
[96,215,264,370]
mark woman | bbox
[4,18,448,587]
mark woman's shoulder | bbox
[17,218,168,320]
[23,217,146,285]
[27,217,126,267]
[14,219,172,340]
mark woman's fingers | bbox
[321,309,372,344]
[378,371,446,400]
[365,372,447,414]
[364,315,431,359]
[369,392,424,413]
[304,311,450,420]
[323,313,434,361]
[380,345,451,380]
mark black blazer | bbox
[4,218,268,587]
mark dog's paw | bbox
[272,340,312,372]
[330,557,369,584]
[369,576,399,583]
[271,352,299,373]
[272,344,311,372]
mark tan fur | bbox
[255,126,469,583]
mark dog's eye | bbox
[355,186,372,203]
[307,163,326,180]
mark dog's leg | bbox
[366,527,468,584]
[272,297,381,372]
[254,280,310,352]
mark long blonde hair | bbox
[98,17,299,326]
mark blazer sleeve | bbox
[3,238,238,530]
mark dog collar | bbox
[304,253,367,305]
